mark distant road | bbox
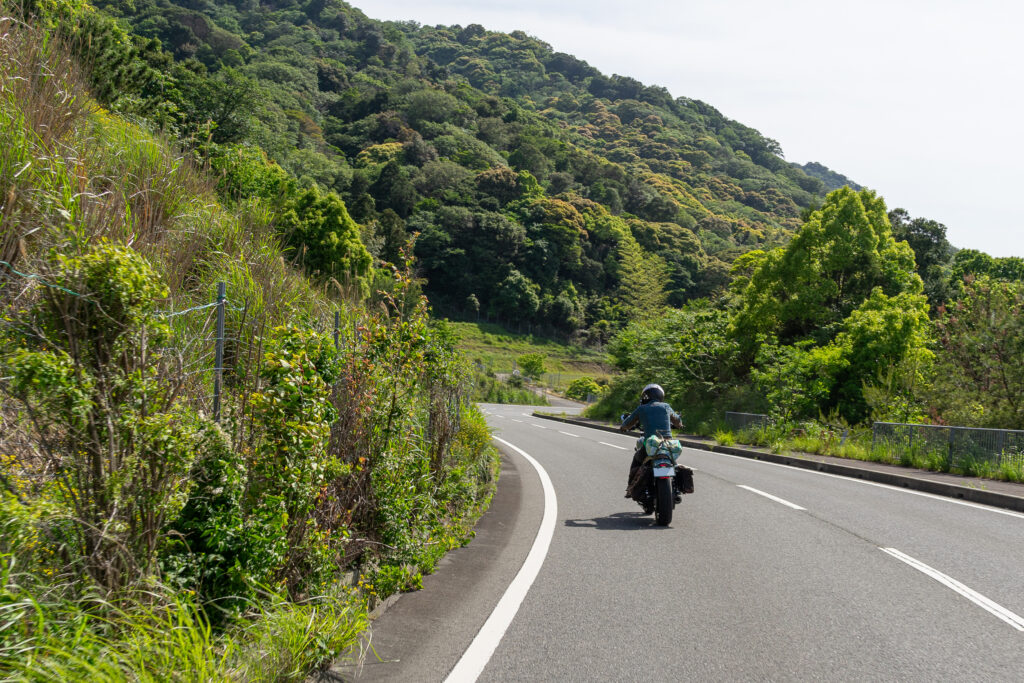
[338,403,1024,682]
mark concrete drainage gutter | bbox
[533,412,1024,514]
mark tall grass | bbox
[0,580,367,682]
[473,376,548,405]
[722,419,1024,483]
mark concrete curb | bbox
[533,413,1024,514]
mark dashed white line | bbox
[600,441,629,450]
[707,450,1024,520]
[559,431,579,438]
[510,419,523,423]
[446,437,557,681]
[530,423,547,429]
[881,547,1024,632]
[737,485,805,510]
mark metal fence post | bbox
[213,282,226,423]
[946,426,954,470]
[333,310,340,350]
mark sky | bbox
[360,0,1023,257]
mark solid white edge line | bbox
[880,547,1024,632]
[737,485,806,510]
[701,449,1024,520]
[599,441,629,450]
[445,437,558,682]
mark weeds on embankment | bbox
[0,12,498,680]
[706,421,1024,484]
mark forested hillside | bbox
[78,0,850,340]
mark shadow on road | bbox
[564,511,669,530]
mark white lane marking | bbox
[737,485,806,510]
[880,547,1024,632]
[599,441,629,450]
[559,431,579,438]
[521,412,532,417]
[446,438,557,682]
[530,423,547,429]
[510,419,523,423]
[703,450,1024,520]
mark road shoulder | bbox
[316,442,544,681]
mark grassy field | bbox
[446,321,615,390]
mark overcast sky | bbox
[361,0,1023,257]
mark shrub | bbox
[1,244,208,591]
[713,430,736,446]
[248,326,345,595]
[565,376,604,401]
[516,352,546,379]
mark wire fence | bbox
[1,260,356,428]
[725,411,771,432]
[872,422,1024,470]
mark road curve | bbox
[334,403,1024,682]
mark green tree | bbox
[950,249,996,282]
[829,289,932,424]
[932,277,1024,428]
[600,301,739,423]
[491,269,540,322]
[278,186,373,293]
[175,66,261,144]
[734,187,920,348]
[517,352,546,379]
[753,289,931,424]
[753,339,844,422]
[565,376,604,401]
[371,160,417,218]
[888,208,954,309]
[614,236,667,323]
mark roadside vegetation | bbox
[710,421,1024,484]
[0,11,496,679]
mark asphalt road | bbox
[334,403,1024,682]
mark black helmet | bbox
[640,383,665,404]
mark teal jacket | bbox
[620,401,681,438]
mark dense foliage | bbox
[593,186,1024,433]
[0,12,496,678]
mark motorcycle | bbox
[623,425,694,526]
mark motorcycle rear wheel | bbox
[654,477,673,526]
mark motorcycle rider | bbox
[619,383,683,501]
